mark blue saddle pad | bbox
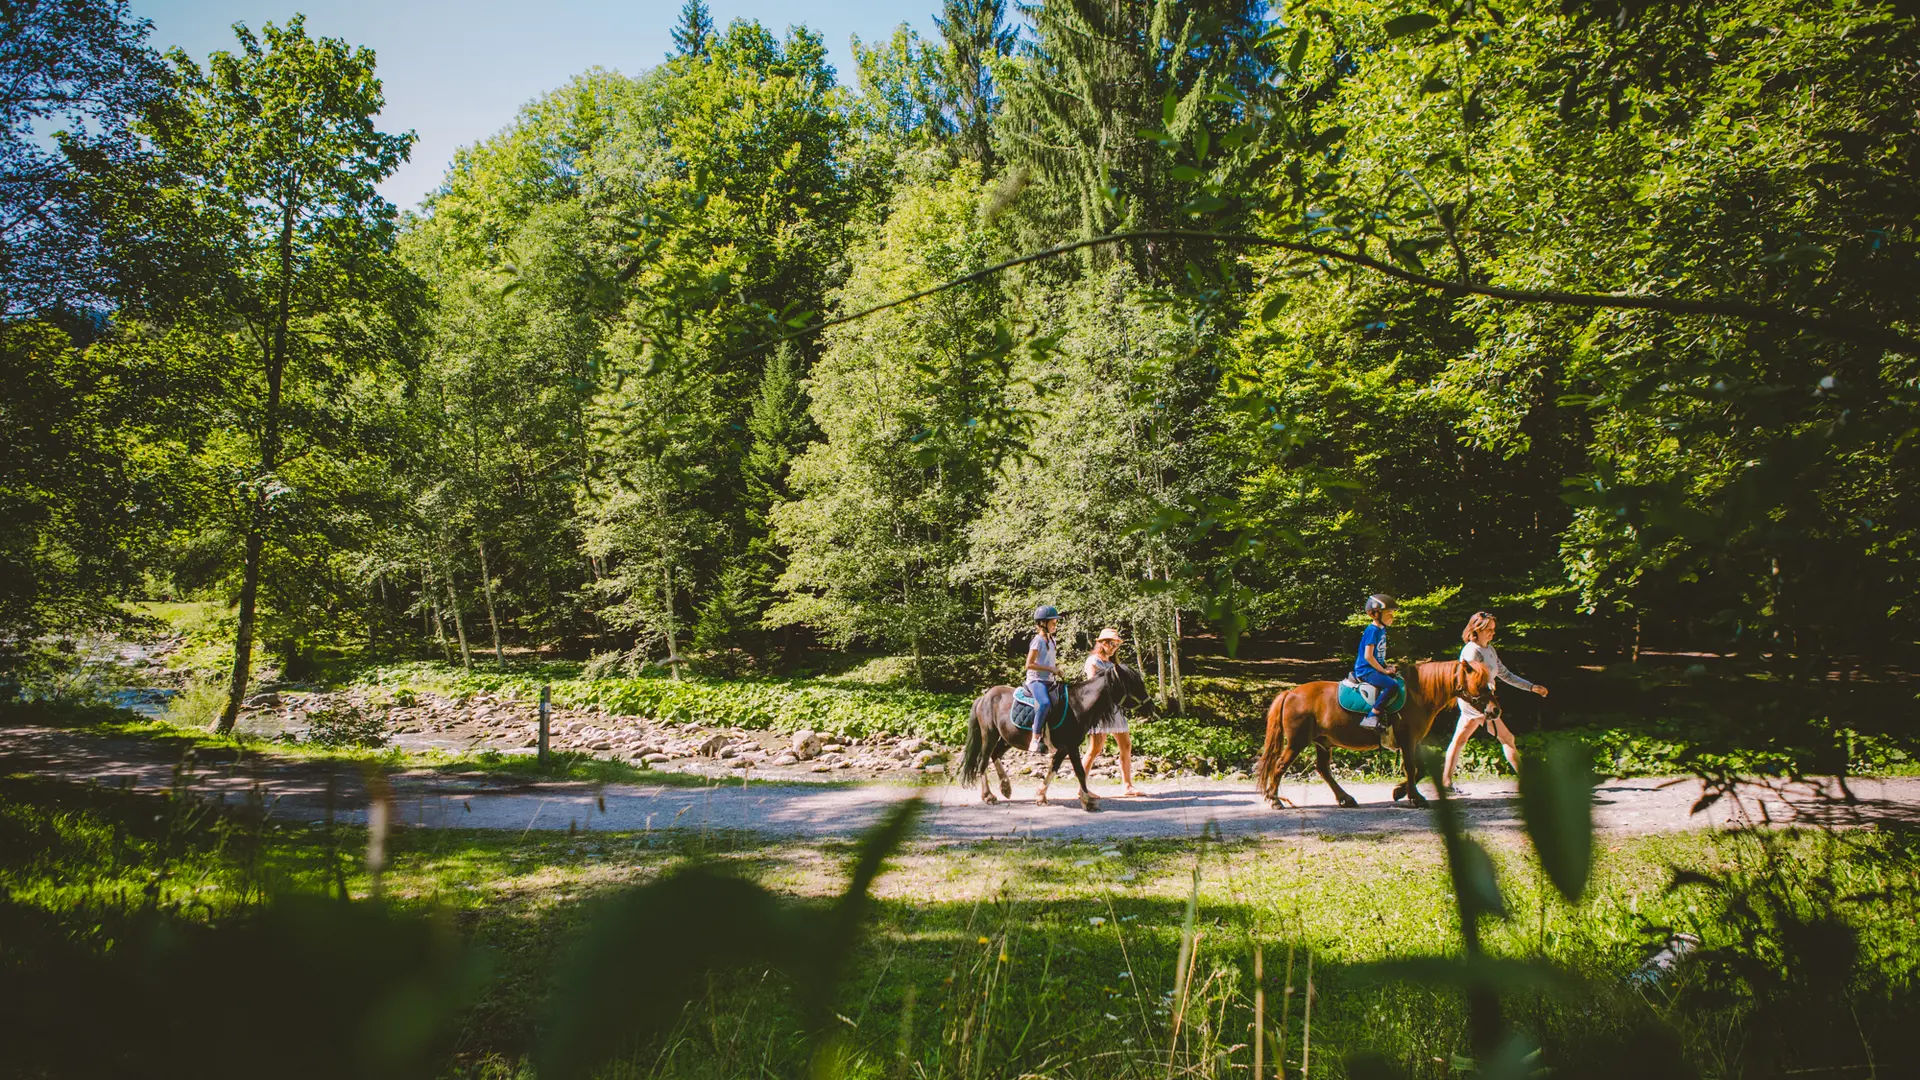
[1338,676,1406,716]
[1010,686,1064,731]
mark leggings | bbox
[1024,679,1051,727]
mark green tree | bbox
[147,17,414,729]
[769,167,1021,672]
[669,0,714,58]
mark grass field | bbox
[3,752,1915,1080]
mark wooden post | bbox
[538,684,550,766]
[1253,945,1264,1080]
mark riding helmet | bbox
[1033,605,1063,622]
[1365,593,1399,614]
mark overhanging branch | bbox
[738,229,1920,356]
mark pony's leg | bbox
[1037,748,1066,806]
[1392,722,1429,807]
[979,730,998,804]
[1314,742,1358,808]
[1066,743,1099,811]
[991,750,1013,798]
[1264,736,1304,808]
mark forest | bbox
[2,1,1919,1077]
[6,0,1915,719]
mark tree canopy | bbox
[2,0,1914,728]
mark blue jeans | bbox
[1355,669,1398,714]
[1024,679,1051,730]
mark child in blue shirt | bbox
[1354,594,1399,730]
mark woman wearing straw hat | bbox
[1083,627,1143,796]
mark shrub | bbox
[304,704,388,748]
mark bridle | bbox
[1453,660,1495,713]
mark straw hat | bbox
[1095,627,1125,644]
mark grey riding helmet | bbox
[1365,593,1398,614]
[1033,605,1063,622]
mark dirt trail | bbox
[5,724,1916,842]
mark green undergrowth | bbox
[3,769,1915,1079]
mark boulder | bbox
[789,729,824,760]
[696,734,730,757]
[898,737,929,755]
[642,752,672,764]
[244,691,281,708]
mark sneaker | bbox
[1359,715,1382,731]
[1028,734,1046,753]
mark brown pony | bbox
[1255,660,1495,809]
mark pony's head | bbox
[1110,662,1157,717]
[1452,660,1496,712]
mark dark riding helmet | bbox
[1365,593,1398,614]
[1033,604,1064,622]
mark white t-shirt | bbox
[1026,634,1057,684]
[1457,641,1535,720]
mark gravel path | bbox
[6,723,1916,842]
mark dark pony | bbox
[1255,660,1494,808]
[959,663,1154,811]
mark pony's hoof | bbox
[1407,793,1429,808]
[1390,784,1407,802]
[1267,796,1296,810]
[1079,792,1100,811]
[1035,794,1051,807]
[980,791,998,805]
[1337,794,1358,808]
[1000,781,1012,798]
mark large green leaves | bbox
[533,796,923,1080]
[1519,736,1596,903]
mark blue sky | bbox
[129,0,939,211]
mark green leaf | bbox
[1519,736,1595,902]
[1161,91,1176,130]
[1385,13,1442,37]
[1193,124,1211,164]
[1259,292,1290,322]
[1181,193,1228,215]
[1287,29,1310,74]
[1138,128,1175,146]
[1170,164,1203,182]
[1452,834,1507,921]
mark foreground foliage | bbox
[1,751,1915,1079]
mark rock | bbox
[590,740,613,751]
[771,753,800,766]
[697,734,729,757]
[719,746,738,759]
[919,751,948,766]
[898,737,929,754]
[244,692,281,708]
[642,752,672,764]
[822,742,846,754]
[789,729,824,760]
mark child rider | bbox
[1024,605,1064,752]
[1355,594,1399,731]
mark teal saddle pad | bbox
[1338,676,1406,716]
[1011,686,1068,731]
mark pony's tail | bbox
[959,700,987,785]
[1255,689,1293,791]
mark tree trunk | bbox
[218,527,265,731]
[661,566,682,681]
[476,537,503,666]
[1167,607,1184,715]
[443,560,471,672]
[217,202,295,734]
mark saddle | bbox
[1338,675,1406,717]
[1010,684,1069,732]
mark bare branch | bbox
[735,229,1919,357]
